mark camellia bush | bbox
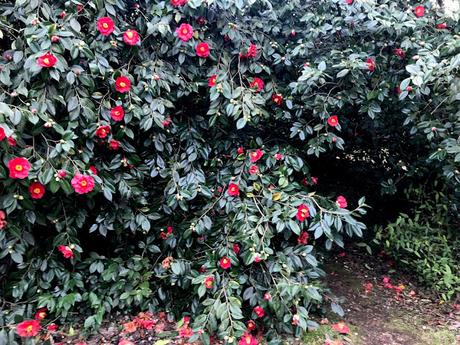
[0,0,458,343]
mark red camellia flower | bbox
[204,276,214,289]
[16,320,41,337]
[219,256,231,270]
[196,42,210,58]
[237,147,244,155]
[253,306,265,318]
[336,195,348,208]
[346,0,353,4]
[272,93,282,105]
[0,127,5,141]
[35,307,47,320]
[247,320,256,331]
[109,139,120,150]
[57,245,74,259]
[8,136,16,146]
[123,29,140,45]
[296,204,310,221]
[110,106,124,122]
[227,183,240,197]
[239,333,258,345]
[414,5,425,17]
[394,48,405,59]
[249,77,264,92]
[89,166,98,175]
[436,23,447,29]
[366,57,375,72]
[327,115,339,127]
[115,76,131,93]
[241,43,257,59]
[95,125,110,139]
[331,322,350,334]
[37,52,57,68]
[47,323,58,332]
[250,149,264,162]
[96,17,115,36]
[208,75,217,87]
[171,0,187,6]
[297,231,309,245]
[233,243,241,254]
[274,153,283,161]
[8,157,30,179]
[29,182,46,199]
[176,23,194,42]
[71,173,95,194]
[249,165,259,175]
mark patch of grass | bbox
[387,316,457,345]
[299,324,361,345]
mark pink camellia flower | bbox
[237,147,244,155]
[345,0,353,4]
[196,42,210,58]
[297,231,309,245]
[96,17,115,36]
[363,282,373,293]
[115,76,131,93]
[272,93,283,106]
[176,23,194,41]
[219,256,231,269]
[34,307,47,320]
[336,195,347,208]
[274,153,283,160]
[29,182,46,199]
[436,23,447,29]
[263,292,271,301]
[414,5,425,17]
[171,0,187,6]
[110,106,124,122]
[57,245,74,259]
[227,183,240,197]
[239,333,258,345]
[208,75,217,87]
[249,165,259,175]
[71,173,95,194]
[250,149,264,162]
[296,204,310,221]
[95,125,111,138]
[109,140,120,150]
[366,57,375,72]
[253,306,265,318]
[394,48,405,59]
[204,276,214,289]
[37,52,57,68]
[16,320,41,337]
[249,77,264,92]
[327,115,339,127]
[123,29,140,45]
[51,35,60,43]
[331,322,350,334]
[8,157,30,179]
[47,323,58,332]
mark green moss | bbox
[300,324,361,345]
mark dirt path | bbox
[305,249,460,345]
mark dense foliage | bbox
[0,0,458,343]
